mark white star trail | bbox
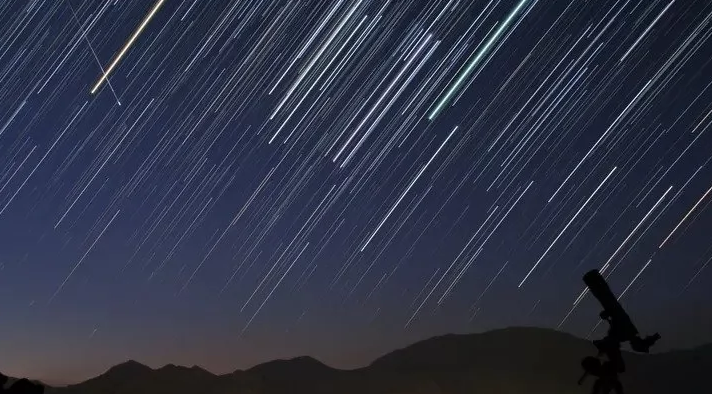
[0,0,710,369]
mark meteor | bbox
[90,0,167,95]
[427,0,531,120]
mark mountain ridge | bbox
[82,326,708,377]
[38,326,710,393]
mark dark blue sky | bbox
[1,0,711,385]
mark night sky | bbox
[1,0,711,385]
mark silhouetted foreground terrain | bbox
[30,327,709,394]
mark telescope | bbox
[578,270,660,393]
[583,270,660,353]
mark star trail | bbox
[0,0,711,384]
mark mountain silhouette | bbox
[39,327,709,394]
[105,360,153,377]
[0,372,46,393]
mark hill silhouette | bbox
[0,373,45,393]
[36,327,709,394]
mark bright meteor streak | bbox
[427,0,531,120]
[90,0,167,95]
